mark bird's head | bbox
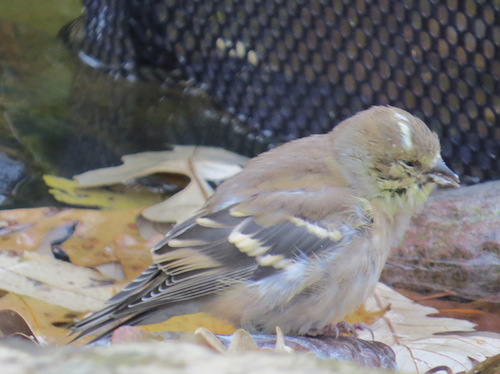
[331,106,459,206]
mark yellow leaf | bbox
[141,312,237,335]
[0,207,153,274]
[343,304,390,325]
[57,208,152,272]
[0,207,62,251]
[44,175,163,210]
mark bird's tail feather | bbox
[68,265,164,342]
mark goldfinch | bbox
[71,106,459,340]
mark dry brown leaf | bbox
[357,283,500,373]
[74,146,247,223]
[0,309,37,342]
[396,289,500,334]
[0,207,63,251]
[52,208,150,271]
[0,293,75,344]
[0,207,154,281]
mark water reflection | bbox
[0,6,269,208]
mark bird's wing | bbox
[113,187,370,309]
[71,187,372,338]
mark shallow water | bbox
[0,0,79,206]
[0,0,257,208]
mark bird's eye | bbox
[403,160,415,168]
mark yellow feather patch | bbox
[195,217,229,229]
[256,254,293,269]
[377,183,435,217]
[247,245,272,257]
[290,217,343,242]
[229,207,248,218]
[228,230,269,256]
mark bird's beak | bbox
[427,158,460,188]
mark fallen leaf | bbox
[0,309,37,342]
[358,283,500,373]
[58,208,151,272]
[141,312,237,336]
[140,182,208,223]
[395,288,500,333]
[0,250,115,311]
[73,146,247,222]
[0,293,76,344]
[195,327,229,353]
[44,175,164,210]
[0,207,153,277]
[0,207,62,252]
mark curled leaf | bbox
[72,146,248,223]
[0,309,38,343]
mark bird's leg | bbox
[306,323,341,338]
[306,321,374,340]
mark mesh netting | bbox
[71,0,499,183]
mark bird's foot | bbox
[306,321,374,339]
